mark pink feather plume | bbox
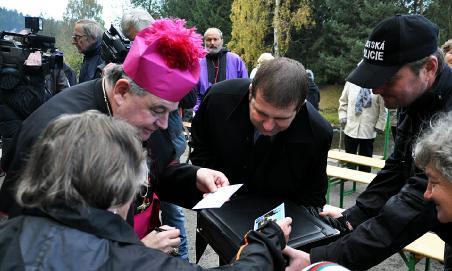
[142,18,206,70]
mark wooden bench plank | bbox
[326,165,377,184]
[328,150,386,169]
[403,232,445,262]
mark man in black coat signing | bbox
[190,57,333,208]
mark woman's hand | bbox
[141,225,181,254]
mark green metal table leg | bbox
[407,253,417,271]
[425,257,430,271]
[326,178,332,204]
[339,180,345,208]
[399,251,421,271]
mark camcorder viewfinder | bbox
[101,24,131,64]
[25,17,43,33]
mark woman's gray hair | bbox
[104,64,148,96]
[16,110,146,210]
[414,111,452,181]
[121,8,154,40]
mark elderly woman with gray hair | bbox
[414,112,452,269]
[415,112,452,224]
[0,111,297,271]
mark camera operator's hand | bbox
[24,51,42,66]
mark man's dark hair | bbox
[408,48,444,76]
[251,57,308,109]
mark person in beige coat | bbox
[338,81,387,172]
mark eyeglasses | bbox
[72,34,86,41]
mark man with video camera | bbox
[0,18,62,172]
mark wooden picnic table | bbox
[328,149,385,169]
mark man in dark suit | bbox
[190,57,333,208]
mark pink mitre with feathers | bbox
[123,18,206,102]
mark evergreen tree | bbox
[184,0,233,43]
[0,8,25,32]
[132,0,233,43]
[130,0,163,18]
[425,0,452,45]
[301,0,406,84]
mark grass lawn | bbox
[319,84,343,127]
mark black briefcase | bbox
[196,194,340,263]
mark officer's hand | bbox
[319,204,345,219]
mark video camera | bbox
[101,24,131,64]
[0,17,63,90]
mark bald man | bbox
[194,28,248,111]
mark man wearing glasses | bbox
[72,19,104,83]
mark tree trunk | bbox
[273,0,280,56]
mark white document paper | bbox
[192,184,243,210]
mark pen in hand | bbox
[151,227,180,256]
[153,227,168,233]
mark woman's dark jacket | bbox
[0,203,287,271]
